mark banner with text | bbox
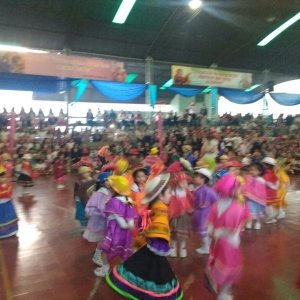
[171,65,252,89]
[0,52,127,82]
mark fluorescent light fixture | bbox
[160,79,174,90]
[189,0,202,10]
[258,12,300,46]
[245,84,262,92]
[202,86,212,93]
[126,74,138,83]
[113,0,137,24]
[0,44,49,53]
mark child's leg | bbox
[196,236,210,254]
[217,283,233,300]
[92,242,103,266]
[265,206,277,224]
[169,240,177,257]
[94,250,110,277]
[179,240,187,258]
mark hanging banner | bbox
[0,52,127,82]
[171,65,252,89]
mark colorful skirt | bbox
[106,245,183,300]
[83,214,106,243]
[17,173,34,187]
[75,198,88,227]
[247,199,266,220]
[0,200,18,239]
[170,214,190,242]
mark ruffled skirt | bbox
[0,200,18,239]
[106,245,183,300]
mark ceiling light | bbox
[245,84,262,92]
[258,12,300,46]
[189,0,202,10]
[113,0,137,24]
[160,79,174,90]
[0,44,49,53]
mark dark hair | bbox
[148,183,170,209]
[0,171,6,177]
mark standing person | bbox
[168,172,194,258]
[53,153,67,189]
[0,166,18,239]
[262,157,280,224]
[244,163,267,230]
[94,176,137,277]
[83,172,111,266]
[144,147,163,173]
[74,167,95,228]
[17,154,35,195]
[193,168,218,254]
[205,175,251,300]
[106,174,183,300]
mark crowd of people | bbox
[1,104,300,300]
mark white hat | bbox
[241,157,251,166]
[179,158,193,172]
[262,157,276,166]
[195,168,212,180]
[142,173,170,204]
[23,154,32,160]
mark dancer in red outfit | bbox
[53,152,67,189]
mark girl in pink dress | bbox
[53,153,67,189]
[205,174,251,300]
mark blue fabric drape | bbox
[149,84,157,107]
[219,88,265,104]
[0,73,72,93]
[90,81,147,101]
[71,79,89,103]
[269,93,300,106]
[166,87,203,97]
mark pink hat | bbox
[214,174,239,198]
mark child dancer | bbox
[193,168,218,254]
[94,175,137,277]
[275,159,290,219]
[106,174,183,300]
[83,172,111,266]
[244,162,267,230]
[17,154,35,195]
[262,157,280,224]
[74,167,95,228]
[205,174,251,300]
[0,166,18,239]
[53,153,67,189]
[168,172,194,258]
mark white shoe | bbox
[169,248,177,257]
[265,218,277,224]
[245,220,252,229]
[57,184,65,189]
[254,222,261,230]
[94,267,109,277]
[217,293,233,300]
[196,247,209,254]
[92,256,103,267]
[179,249,187,258]
[277,211,286,219]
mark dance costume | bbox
[53,159,67,183]
[243,175,267,220]
[83,187,111,242]
[17,162,35,187]
[74,178,95,226]
[0,181,18,239]
[106,202,183,300]
[100,196,137,261]
[263,169,279,207]
[275,165,290,210]
[193,185,218,240]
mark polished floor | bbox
[1,176,300,300]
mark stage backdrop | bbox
[171,65,252,89]
[0,51,127,81]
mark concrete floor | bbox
[1,176,300,300]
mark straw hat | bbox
[108,175,131,196]
[194,160,209,170]
[142,173,170,204]
[78,166,92,175]
[150,147,159,155]
[2,153,11,161]
[184,145,192,152]
[262,157,276,166]
[116,159,129,174]
[23,154,32,160]
[195,168,212,180]
[0,165,7,174]
[179,158,193,172]
[220,155,229,161]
